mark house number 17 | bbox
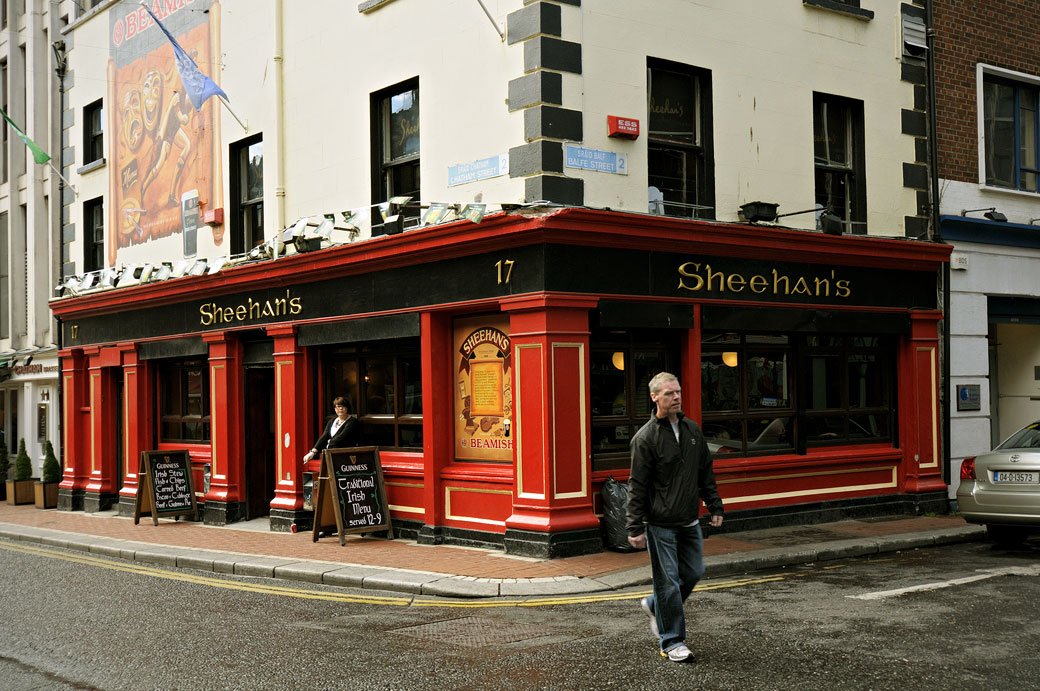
[495,259,515,285]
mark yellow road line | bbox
[0,539,803,608]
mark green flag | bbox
[0,106,50,164]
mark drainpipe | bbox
[52,38,67,467]
[274,0,286,232]
[926,0,951,490]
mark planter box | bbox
[34,481,59,509]
[6,479,37,505]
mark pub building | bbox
[50,207,950,557]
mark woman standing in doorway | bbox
[303,397,358,462]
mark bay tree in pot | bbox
[7,438,36,505]
[34,441,61,509]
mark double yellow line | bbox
[0,539,804,608]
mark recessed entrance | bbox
[244,366,276,519]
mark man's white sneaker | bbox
[661,643,694,663]
[640,597,659,638]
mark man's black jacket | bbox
[625,412,723,536]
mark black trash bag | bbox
[600,476,638,552]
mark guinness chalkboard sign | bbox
[134,450,198,526]
[312,447,393,545]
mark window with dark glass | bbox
[83,99,104,164]
[647,58,714,219]
[983,75,1040,193]
[700,332,893,457]
[323,339,422,450]
[230,134,263,254]
[813,92,866,234]
[371,78,420,221]
[83,197,104,273]
[158,359,210,443]
[590,330,678,470]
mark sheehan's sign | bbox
[677,262,852,299]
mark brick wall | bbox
[933,0,1040,182]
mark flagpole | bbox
[219,96,247,132]
[47,160,77,196]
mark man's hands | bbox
[627,533,647,550]
[709,514,723,528]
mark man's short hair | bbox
[333,396,351,413]
[648,371,678,395]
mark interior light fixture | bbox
[611,351,625,371]
[722,351,739,368]
[961,206,1008,222]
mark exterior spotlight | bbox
[739,201,779,223]
[961,207,1008,222]
[819,211,845,235]
[461,203,486,223]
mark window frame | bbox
[229,134,264,255]
[646,57,715,219]
[370,77,420,216]
[157,359,211,444]
[813,91,867,235]
[83,99,104,165]
[981,68,1040,193]
[83,197,104,273]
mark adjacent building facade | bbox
[48,0,947,556]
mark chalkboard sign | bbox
[134,450,198,526]
[312,446,393,545]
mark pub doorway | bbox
[244,366,276,519]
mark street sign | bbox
[564,145,628,175]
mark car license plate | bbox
[993,471,1039,483]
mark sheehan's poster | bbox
[107,0,224,266]
[454,316,513,462]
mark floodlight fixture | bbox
[819,211,845,235]
[312,216,334,239]
[78,272,99,291]
[208,257,229,275]
[99,267,119,288]
[153,263,173,281]
[171,259,193,278]
[188,259,208,276]
[116,263,141,288]
[962,206,1008,222]
[460,203,486,224]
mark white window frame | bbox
[977,63,1040,197]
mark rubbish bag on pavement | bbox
[600,476,638,552]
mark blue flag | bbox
[141,3,228,112]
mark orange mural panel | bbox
[453,315,513,462]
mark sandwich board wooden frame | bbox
[134,450,199,526]
[312,446,393,545]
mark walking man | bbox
[627,372,724,662]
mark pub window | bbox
[323,339,422,450]
[83,197,104,273]
[83,99,104,164]
[590,329,678,470]
[813,92,867,234]
[700,332,893,457]
[230,134,263,255]
[982,72,1040,193]
[371,78,420,220]
[158,359,211,443]
[647,58,714,219]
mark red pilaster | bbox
[267,324,314,512]
[203,332,245,506]
[901,310,946,494]
[59,348,88,495]
[501,294,600,534]
[118,345,153,502]
[421,310,453,530]
[684,304,702,423]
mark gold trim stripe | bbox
[514,344,545,500]
[551,342,588,500]
[721,467,898,505]
[445,486,512,526]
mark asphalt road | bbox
[1,536,1038,690]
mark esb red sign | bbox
[607,116,640,139]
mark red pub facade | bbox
[51,208,950,557]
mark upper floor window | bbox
[83,197,104,273]
[371,78,420,220]
[83,100,104,165]
[230,134,263,255]
[647,58,714,219]
[813,92,866,234]
[159,359,210,444]
[983,74,1040,193]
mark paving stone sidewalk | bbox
[0,503,983,598]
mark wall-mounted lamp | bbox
[818,211,845,235]
[722,352,739,368]
[611,351,625,371]
[1029,218,1040,226]
[961,207,1008,222]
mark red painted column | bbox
[267,324,314,520]
[203,332,246,522]
[500,294,601,556]
[419,310,453,543]
[117,344,153,512]
[83,346,121,511]
[58,348,88,511]
[901,310,946,494]
[683,304,703,423]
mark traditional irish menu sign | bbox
[134,450,198,526]
[312,447,393,546]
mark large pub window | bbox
[590,330,678,470]
[230,134,263,255]
[158,359,211,443]
[323,338,422,450]
[700,332,893,457]
[647,58,714,219]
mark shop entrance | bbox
[244,366,276,519]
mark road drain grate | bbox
[392,616,548,647]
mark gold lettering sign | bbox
[199,289,303,326]
[677,262,851,299]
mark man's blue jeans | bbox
[644,521,705,652]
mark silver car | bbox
[958,420,1040,546]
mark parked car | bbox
[958,420,1040,546]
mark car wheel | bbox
[986,524,1027,547]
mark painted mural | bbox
[107,0,223,266]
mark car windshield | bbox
[997,421,1040,449]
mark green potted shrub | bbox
[34,440,61,509]
[6,438,36,505]
[0,441,9,501]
